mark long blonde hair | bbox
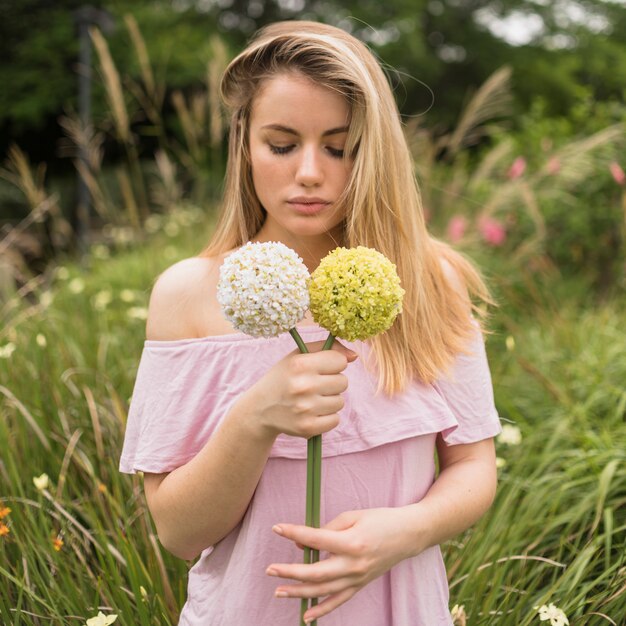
[202,20,492,393]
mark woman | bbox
[120,20,501,625]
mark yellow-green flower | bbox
[309,246,404,341]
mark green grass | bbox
[0,209,624,624]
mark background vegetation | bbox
[0,0,624,624]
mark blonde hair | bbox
[202,20,492,393]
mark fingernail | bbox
[266,567,278,576]
[275,590,288,598]
[272,525,284,535]
[304,618,312,625]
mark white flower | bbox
[0,343,16,359]
[534,603,569,626]
[33,473,49,491]
[499,424,522,446]
[217,241,310,338]
[93,290,113,311]
[85,611,118,626]
[69,278,85,294]
[506,335,515,351]
[56,267,70,280]
[144,214,163,234]
[92,244,110,259]
[127,307,148,321]
[495,456,507,469]
[36,334,47,348]
[40,292,54,309]
[119,289,137,303]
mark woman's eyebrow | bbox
[261,124,349,137]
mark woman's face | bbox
[248,72,352,247]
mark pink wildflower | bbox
[446,215,468,243]
[478,217,506,246]
[547,157,560,175]
[609,162,625,186]
[507,156,526,180]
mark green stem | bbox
[289,328,309,354]
[290,327,311,626]
[292,330,334,626]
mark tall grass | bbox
[0,207,624,624]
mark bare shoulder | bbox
[146,256,222,341]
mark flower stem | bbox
[289,328,309,354]
[290,328,312,626]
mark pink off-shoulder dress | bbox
[119,323,501,626]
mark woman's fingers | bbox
[271,524,348,556]
[303,588,357,623]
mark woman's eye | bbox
[269,144,294,155]
[327,147,345,158]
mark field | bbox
[0,207,624,625]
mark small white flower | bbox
[56,267,70,280]
[40,292,53,308]
[144,214,163,234]
[139,585,149,602]
[506,335,515,351]
[33,473,49,491]
[69,278,85,294]
[92,244,110,260]
[36,334,47,348]
[127,307,149,321]
[85,611,118,626]
[93,290,113,311]
[112,226,134,245]
[499,424,522,446]
[119,289,137,303]
[495,456,507,469]
[0,343,16,359]
[217,241,310,338]
[534,603,569,626]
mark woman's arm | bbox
[141,259,355,561]
[266,436,497,624]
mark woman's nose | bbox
[295,146,323,186]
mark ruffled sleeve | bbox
[434,324,502,445]
[119,324,500,474]
[118,335,271,474]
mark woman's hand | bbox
[236,340,357,441]
[266,508,415,623]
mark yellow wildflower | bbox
[0,522,9,537]
[86,612,118,626]
[309,246,404,341]
[52,536,64,552]
[0,506,11,519]
[451,603,467,626]
[33,473,50,491]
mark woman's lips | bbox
[288,200,330,215]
